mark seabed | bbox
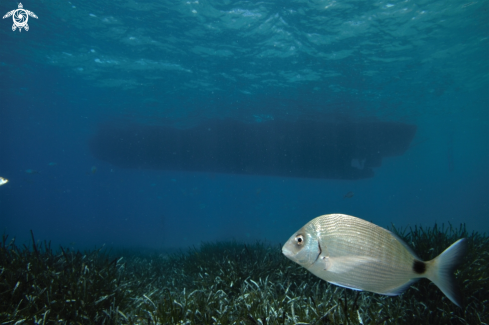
[0,224,487,324]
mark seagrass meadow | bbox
[0,224,487,325]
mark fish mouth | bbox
[281,247,288,256]
[281,244,293,258]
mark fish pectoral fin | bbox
[326,255,380,274]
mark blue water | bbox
[0,0,487,251]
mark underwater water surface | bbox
[0,0,488,323]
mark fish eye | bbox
[295,235,304,246]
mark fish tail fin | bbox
[426,238,467,307]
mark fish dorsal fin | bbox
[388,229,421,260]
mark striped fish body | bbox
[282,214,466,306]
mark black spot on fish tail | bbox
[413,259,426,274]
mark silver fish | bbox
[282,213,467,307]
[0,177,8,186]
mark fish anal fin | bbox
[382,279,418,296]
[328,281,363,292]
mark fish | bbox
[343,191,354,199]
[85,166,98,175]
[25,169,40,174]
[0,177,8,186]
[282,213,467,307]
